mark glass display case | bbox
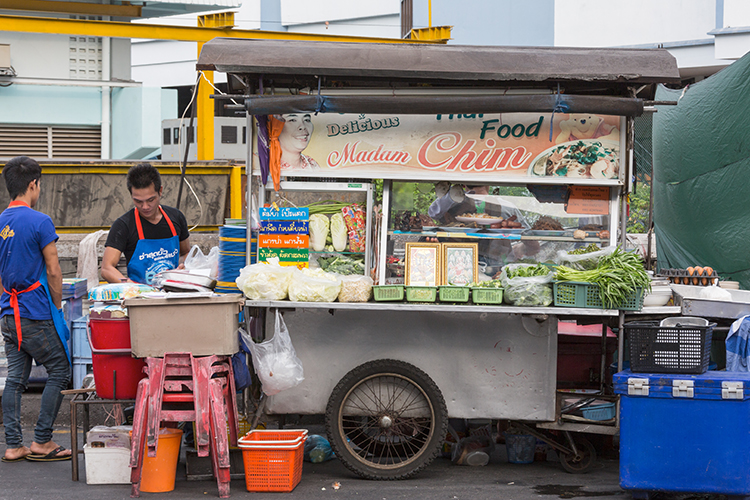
[378,180,618,285]
[257,179,374,276]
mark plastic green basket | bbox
[372,285,404,302]
[405,286,437,303]
[438,286,471,303]
[553,281,644,310]
[471,287,504,305]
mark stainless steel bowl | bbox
[157,270,217,289]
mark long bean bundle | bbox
[555,247,651,308]
[304,200,360,215]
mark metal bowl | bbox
[157,270,217,289]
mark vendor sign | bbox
[258,207,309,268]
[254,112,623,183]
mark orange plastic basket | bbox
[238,430,308,492]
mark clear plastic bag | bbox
[246,310,304,396]
[499,264,554,307]
[288,268,342,302]
[555,245,615,271]
[338,275,373,302]
[236,261,294,300]
[184,245,220,278]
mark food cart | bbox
[197,39,680,479]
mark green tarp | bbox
[654,51,750,288]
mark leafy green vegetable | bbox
[555,247,651,308]
[506,264,551,279]
[504,282,553,306]
[330,213,348,252]
[309,214,330,252]
[317,254,365,275]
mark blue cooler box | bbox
[614,369,750,496]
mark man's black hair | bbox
[2,156,42,200]
[126,162,162,193]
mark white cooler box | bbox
[84,425,132,484]
[123,295,243,357]
[84,446,131,484]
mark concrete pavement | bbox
[0,391,691,500]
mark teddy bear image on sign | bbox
[555,114,620,144]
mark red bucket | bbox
[89,318,146,399]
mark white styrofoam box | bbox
[86,425,132,449]
[84,445,131,484]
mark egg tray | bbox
[659,268,718,286]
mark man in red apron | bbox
[101,163,190,284]
[1,156,72,463]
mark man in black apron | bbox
[101,163,190,285]
[1,156,71,463]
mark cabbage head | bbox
[330,213,348,252]
[309,214,330,252]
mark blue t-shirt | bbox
[0,205,58,320]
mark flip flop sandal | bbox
[1,456,28,463]
[25,446,71,462]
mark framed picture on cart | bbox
[405,242,441,286]
[441,242,478,286]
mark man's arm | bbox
[42,241,62,310]
[101,246,129,283]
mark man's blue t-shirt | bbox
[0,205,58,320]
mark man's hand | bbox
[449,184,466,203]
[435,182,450,199]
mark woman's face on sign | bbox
[279,113,314,153]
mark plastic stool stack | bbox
[129,353,239,498]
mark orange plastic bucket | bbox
[140,428,183,493]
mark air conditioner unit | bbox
[161,117,247,161]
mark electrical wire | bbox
[199,71,240,106]
[175,72,203,228]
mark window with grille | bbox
[221,125,237,144]
[68,17,103,80]
[0,125,101,159]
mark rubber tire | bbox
[559,436,596,474]
[325,359,448,480]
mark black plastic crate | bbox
[625,320,714,374]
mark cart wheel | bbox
[325,359,447,480]
[559,436,596,474]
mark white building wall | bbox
[553,0,716,47]
[724,0,750,26]
[285,15,401,38]
[0,32,71,80]
[279,0,398,26]
[132,40,206,87]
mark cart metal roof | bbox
[196,38,681,88]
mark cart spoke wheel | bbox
[559,436,596,474]
[325,359,447,480]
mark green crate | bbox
[553,281,644,311]
[405,286,437,303]
[373,285,404,302]
[439,286,470,303]
[471,287,504,305]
